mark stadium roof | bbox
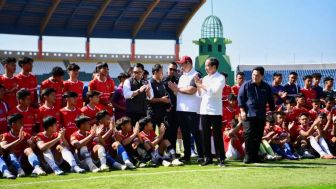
[0,0,205,40]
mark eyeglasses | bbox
[169,68,177,72]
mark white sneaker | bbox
[162,160,172,167]
[17,168,25,177]
[54,167,64,175]
[3,170,15,179]
[100,164,110,172]
[125,161,136,169]
[171,159,184,166]
[91,166,101,173]
[72,165,85,173]
[32,166,46,176]
[112,162,127,170]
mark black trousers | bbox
[167,110,179,150]
[126,112,146,126]
[201,114,225,160]
[242,117,265,161]
[177,111,203,159]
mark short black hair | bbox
[152,64,163,74]
[63,91,78,98]
[273,72,282,78]
[289,72,298,76]
[236,72,245,77]
[1,57,16,66]
[299,112,310,118]
[303,75,312,80]
[51,66,65,77]
[274,111,285,116]
[207,57,219,69]
[115,117,132,130]
[41,88,57,97]
[325,96,335,102]
[117,73,128,81]
[86,90,101,98]
[18,56,34,68]
[43,116,57,130]
[266,115,275,124]
[285,97,296,104]
[16,88,31,100]
[170,62,177,67]
[96,62,109,70]
[296,93,305,98]
[96,110,109,122]
[134,63,144,70]
[311,73,322,79]
[67,63,80,71]
[138,117,152,131]
[324,76,334,83]
[8,113,23,126]
[144,70,149,75]
[252,66,265,76]
[312,98,321,103]
[75,116,91,128]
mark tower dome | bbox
[201,15,223,38]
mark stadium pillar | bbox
[38,36,43,59]
[175,39,180,61]
[86,37,90,60]
[131,39,135,62]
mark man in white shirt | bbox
[195,57,226,167]
[168,56,204,163]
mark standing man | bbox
[231,72,245,96]
[195,57,226,167]
[238,66,275,164]
[123,63,151,126]
[168,56,203,163]
[283,72,300,98]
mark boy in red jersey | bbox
[63,63,84,109]
[0,84,8,134]
[59,91,81,142]
[300,75,317,109]
[38,88,61,131]
[15,57,38,108]
[231,72,244,95]
[35,116,85,175]
[81,90,101,124]
[308,99,322,122]
[88,62,115,115]
[70,116,107,172]
[40,67,65,110]
[0,57,19,109]
[8,89,38,135]
[1,113,46,177]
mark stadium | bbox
[0,0,336,189]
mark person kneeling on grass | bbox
[70,116,109,173]
[95,110,135,170]
[223,119,245,160]
[34,116,85,175]
[138,117,183,167]
[0,113,46,177]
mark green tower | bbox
[193,15,234,85]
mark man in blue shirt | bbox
[283,72,300,97]
[238,66,275,164]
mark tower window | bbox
[218,45,222,52]
[208,45,212,52]
[200,45,203,53]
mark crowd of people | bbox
[0,55,335,179]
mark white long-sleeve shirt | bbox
[199,71,226,115]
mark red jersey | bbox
[0,101,8,134]
[286,107,308,123]
[88,77,115,114]
[1,131,31,156]
[37,105,61,131]
[231,85,240,96]
[139,130,156,142]
[15,73,38,105]
[41,78,63,110]
[222,106,236,128]
[115,130,133,142]
[8,106,37,135]
[93,126,114,147]
[59,107,81,141]
[222,85,231,107]
[289,124,310,141]
[71,130,93,150]
[34,132,61,150]
[308,109,320,122]
[81,105,99,122]
[300,88,317,108]
[0,75,18,109]
[63,80,84,109]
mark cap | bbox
[176,56,192,65]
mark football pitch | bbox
[0,159,335,189]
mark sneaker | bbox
[3,170,15,179]
[162,160,172,167]
[265,154,275,161]
[274,154,283,160]
[72,165,85,173]
[302,151,315,159]
[32,166,46,176]
[54,167,64,175]
[201,159,213,166]
[100,164,110,172]
[91,166,101,173]
[17,168,25,177]
[171,159,184,166]
[137,162,147,168]
[146,160,158,167]
[125,161,136,169]
[217,160,225,167]
[191,150,198,158]
[112,162,127,170]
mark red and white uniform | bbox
[8,106,37,135]
[34,132,61,150]
[1,131,31,156]
[81,105,99,122]
[88,77,115,114]
[115,130,133,143]
[0,75,19,109]
[59,107,81,141]
[300,88,317,108]
[0,101,8,134]
[15,73,38,105]
[63,80,84,109]
[139,130,157,143]
[41,78,63,110]
[231,85,240,96]
[222,85,231,107]
[71,130,93,150]
[37,105,61,131]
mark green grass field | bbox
[0,159,336,189]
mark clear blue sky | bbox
[0,0,335,67]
